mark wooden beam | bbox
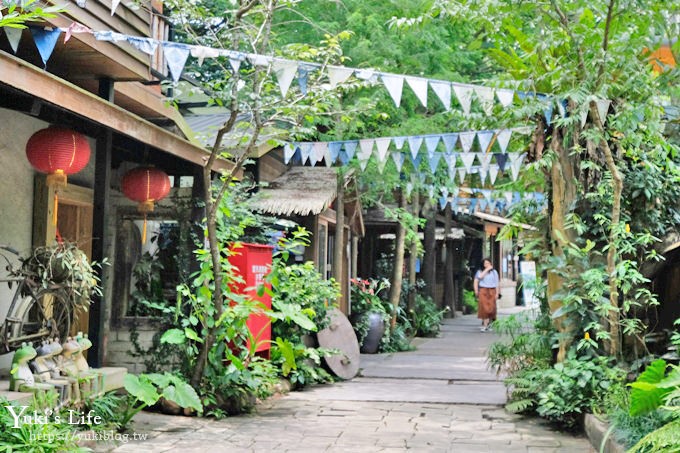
[0,51,236,174]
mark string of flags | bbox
[283,128,530,183]
[437,188,545,216]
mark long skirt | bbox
[477,287,497,320]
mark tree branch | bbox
[597,0,617,85]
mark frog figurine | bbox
[30,340,71,405]
[55,337,82,404]
[74,332,103,397]
[9,343,54,395]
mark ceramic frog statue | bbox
[75,332,103,396]
[10,343,53,393]
[30,340,71,404]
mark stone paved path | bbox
[104,311,594,452]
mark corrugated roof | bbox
[252,167,338,216]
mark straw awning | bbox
[252,167,339,216]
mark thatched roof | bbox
[252,167,339,216]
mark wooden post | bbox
[88,78,114,367]
[333,172,345,312]
[422,200,437,304]
[443,203,455,317]
[389,188,407,328]
[407,190,419,312]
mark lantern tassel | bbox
[142,214,147,244]
[53,192,59,225]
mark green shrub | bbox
[609,407,670,449]
[463,289,477,313]
[409,294,446,337]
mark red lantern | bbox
[120,167,171,243]
[26,127,92,225]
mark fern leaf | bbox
[629,419,680,453]
[506,399,535,413]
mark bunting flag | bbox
[344,141,357,160]
[391,152,405,172]
[382,74,405,107]
[406,77,428,107]
[453,85,473,116]
[329,142,342,163]
[459,131,476,153]
[375,137,391,162]
[496,89,515,108]
[299,143,313,164]
[428,153,442,173]
[478,166,488,185]
[111,0,121,15]
[358,139,375,160]
[410,153,422,170]
[127,36,158,55]
[478,152,493,172]
[312,142,328,166]
[495,129,512,153]
[376,155,388,173]
[458,168,466,184]
[272,60,298,97]
[163,42,191,82]
[297,64,317,95]
[510,153,526,181]
[441,133,458,153]
[393,136,406,150]
[63,22,92,43]
[338,149,350,165]
[476,131,494,153]
[488,165,499,185]
[283,143,296,164]
[595,99,611,124]
[474,86,495,115]
[424,135,440,157]
[444,153,457,172]
[408,136,423,159]
[430,81,451,110]
[494,153,509,172]
[328,66,354,88]
[355,69,377,82]
[580,108,589,127]
[4,27,22,53]
[460,153,476,172]
[30,27,61,66]
[190,46,221,66]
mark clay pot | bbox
[359,312,386,354]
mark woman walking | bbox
[474,258,499,332]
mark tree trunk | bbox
[333,172,345,310]
[408,190,420,312]
[443,203,455,317]
[422,200,437,303]
[548,126,578,362]
[389,189,407,328]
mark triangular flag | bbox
[538,95,553,125]
[488,200,497,214]
[410,153,422,170]
[478,152,493,172]
[190,46,221,66]
[496,88,515,108]
[504,192,513,205]
[359,157,370,171]
[458,168,467,184]
[393,136,406,150]
[344,141,358,160]
[478,166,488,185]
[297,65,315,95]
[444,153,457,171]
[474,86,495,115]
[469,198,478,213]
[391,152,405,172]
[299,143,313,164]
[478,199,488,212]
[30,27,61,67]
[312,142,328,166]
[459,131,476,153]
[4,27,23,53]
[430,81,451,110]
[405,76,428,108]
[381,74,404,107]
[439,197,448,210]
[338,150,350,165]
[494,153,509,172]
[557,99,568,118]
[441,133,458,153]
[111,0,121,15]
[126,36,158,55]
[376,156,388,174]
[510,153,526,181]
[495,129,512,153]
[329,142,342,163]
[163,42,191,82]
[476,130,494,153]
[481,189,492,203]
[324,147,333,167]
[460,153,476,172]
[272,60,298,97]
[355,69,376,81]
[428,153,442,173]
[424,136,440,157]
[283,143,295,164]
[375,138,391,162]
[407,136,423,159]
[358,139,375,160]
[488,165,499,185]
[596,99,611,124]
[229,58,242,73]
[453,85,473,116]
[327,66,354,88]
[580,108,588,127]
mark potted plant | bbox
[349,278,391,354]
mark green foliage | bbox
[463,289,478,313]
[0,0,61,29]
[629,419,680,453]
[629,359,671,416]
[408,294,446,337]
[81,392,126,432]
[608,407,669,449]
[270,337,335,389]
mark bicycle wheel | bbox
[9,290,71,344]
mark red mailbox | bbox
[228,243,273,357]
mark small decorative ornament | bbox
[26,127,91,225]
[120,167,171,243]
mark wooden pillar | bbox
[407,190,419,312]
[422,200,437,303]
[88,78,113,367]
[443,203,455,317]
[333,173,345,312]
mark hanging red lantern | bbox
[26,127,92,225]
[120,166,171,243]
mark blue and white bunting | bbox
[375,137,391,162]
[30,27,61,67]
[496,129,512,153]
[272,60,298,97]
[453,85,473,116]
[329,142,342,163]
[381,74,405,107]
[344,141,358,160]
[4,27,22,53]
[393,136,406,150]
[408,136,423,159]
[441,133,458,153]
[428,153,442,173]
[496,89,515,108]
[430,81,451,110]
[328,66,354,88]
[406,76,429,108]
[458,131,476,153]
[476,131,494,153]
[391,152,405,172]
[424,136,440,157]
[163,42,191,82]
[358,139,375,160]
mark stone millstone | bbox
[316,308,360,380]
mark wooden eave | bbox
[0,50,235,173]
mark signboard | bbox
[519,260,539,308]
